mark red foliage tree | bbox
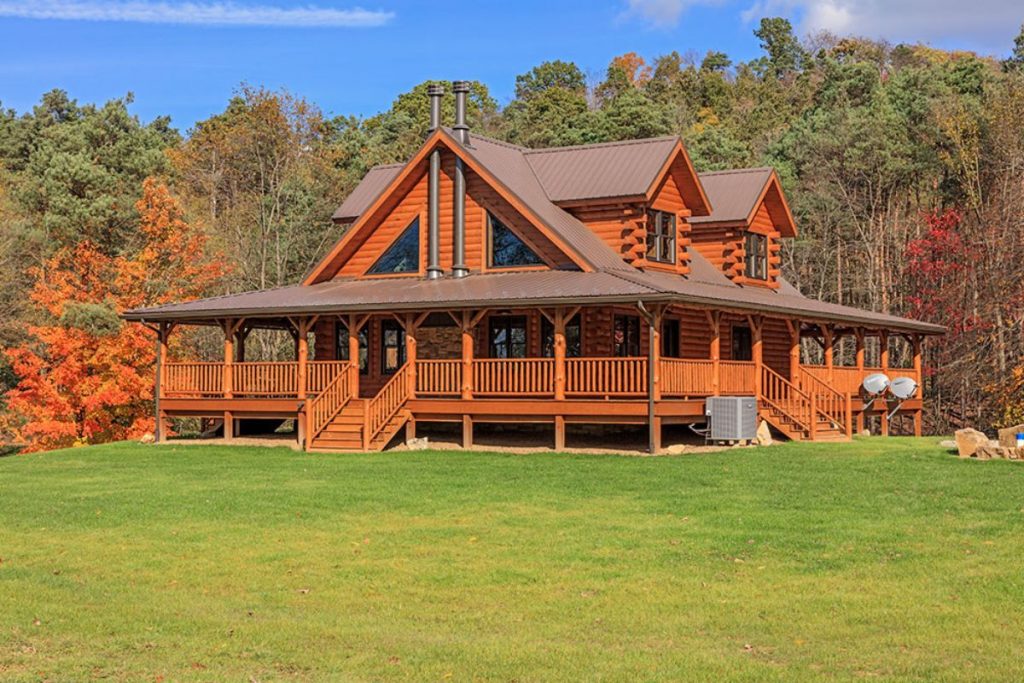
[3,179,226,452]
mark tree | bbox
[754,17,807,78]
[514,61,586,99]
[1002,23,1024,72]
[2,179,225,451]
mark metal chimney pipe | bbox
[426,83,444,279]
[451,81,470,277]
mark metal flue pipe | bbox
[452,80,470,278]
[426,83,444,280]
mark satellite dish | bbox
[890,376,918,400]
[862,373,890,396]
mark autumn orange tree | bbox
[3,178,225,451]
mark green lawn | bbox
[1,439,1022,681]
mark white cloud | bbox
[742,0,1021,51]
[623,0,724,28]
[0,0,394,27]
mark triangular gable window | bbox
[368,218,420,274]
[488,212,543,268]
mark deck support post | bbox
[223,411,234,440]
[553,308,566,401]
[153,322,173,443]
[855,328,866,433]
[222,319,236,399]
[458,310,485,400]
[405,417,416,443]
[554,415,565,450]
[462,415,473,449]
[638,301,663,454]
[879,331,890,437]
[912,334,923,437]
[706,311,720,396]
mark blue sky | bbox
[1,0,1021,131]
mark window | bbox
[614,315,641,357]
[744,232,768,281]
[335,322,368,375]
[488,212,543,268]
[488,316,528,358]
[380,320,406,374]
[541,314,582,358]
[368,218,420,274]
[646,210,677,264]
[661,319,680,358]
[732,326,752,361]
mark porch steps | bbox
[759,407,848,442]
[308,399,411,452]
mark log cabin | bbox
[124,81,944,453]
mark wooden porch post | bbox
[706,311,721,396]
[879,331,890,436]
[460,310,481,401]
[405,313,418,399]
[912,334,923,437]
[787,319,801,383]
[749,315,763,398]
[651,306,663,402]
[154,322,172,443]
[222,318,240,440]
[347,314,363,398]
[553,307,566,401]
[855,328,866,433]
[822,324,834,383]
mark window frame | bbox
[379,319,406,375]
[487,212,545,269]
[488,315,528,359]
[744,232,769,281]
[613,314,641,357]
[645,209,677,265]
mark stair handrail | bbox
[305,369,352,448]
[760,365,815,437]
[364,363,411,448]
[796,368,851,436]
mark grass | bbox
[1,438,1022,682]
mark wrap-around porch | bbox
[152,303,925,452]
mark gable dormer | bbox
[524,138,711,275]
[689,168,795,289]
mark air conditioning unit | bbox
[705,396,758,442]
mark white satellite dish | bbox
[890,376,918,400]
[862,373,890,396]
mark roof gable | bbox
[691,168,796,237]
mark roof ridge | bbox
[463,131,528,151]
[522,135,679,155]
[698,167,774,177]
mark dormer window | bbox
[646,210,676,264]
[744,232,768,281]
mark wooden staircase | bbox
[758,366,851,442]
[306,364,411,452]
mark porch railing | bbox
[661,358,714,396]
[566,357,647,397]
[231,361,298,397]
[719,361,757,394]
[473,358,555,396]
[163,362,223,398]
[416,359,462,396]
[162,360,345,399]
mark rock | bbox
[997,424,1024,449]
[974,445,1003,460]
[139,433,155,444]
[665,444,688,455]
[405,436,429,450]
[1005,447,1024,461]
[938,439,957,450]
[954,428,989,458]
[755,421,773,447]
[859,429,871,437]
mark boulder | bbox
[406,436,429,450]
[974,445,1004,460]
[997,424,1024,449]
[859,429,871,437]
[938,439,957,450]
[954,428,989,458]
[139,433,155,444]
[755,421,773,447]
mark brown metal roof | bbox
[331,163,402,222]
[124,248,943,334]
[522,136,680,203]
[457,133,628,272]
[689,168,773,225]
